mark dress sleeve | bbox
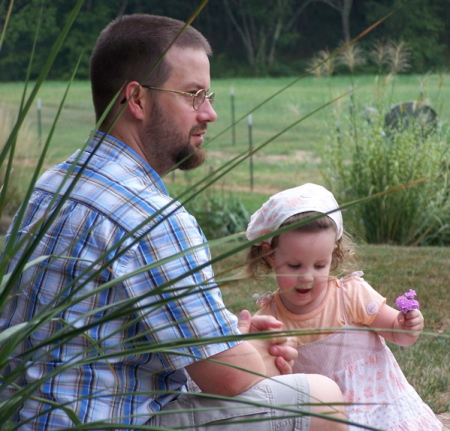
[342,274,386,326]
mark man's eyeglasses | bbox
[120,85,215,111]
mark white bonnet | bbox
[246,183,343,245]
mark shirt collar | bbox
[85,131,169,196]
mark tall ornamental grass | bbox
[319,34,450,246]
[0,104,40,228]
[323,93,450,246]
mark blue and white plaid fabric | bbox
[0,131,240,429]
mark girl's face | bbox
[266,228,336,315]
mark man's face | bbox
[143,47,217,174]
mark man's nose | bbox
[197,98,217,123]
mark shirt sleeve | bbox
[119,207,241,370]
[342,275,386,326]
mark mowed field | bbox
[2,74,450,206]
[1,76,449,414]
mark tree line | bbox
[1,0,449,81]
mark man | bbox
[0,14,347,430]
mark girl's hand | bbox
[397,309,424,333]
[371,304,423,347]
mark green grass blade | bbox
[0,0,14,52]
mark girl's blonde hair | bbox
[245,211,356,280]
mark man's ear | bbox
[123,81,150,120]
[261,242,274,266]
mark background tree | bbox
[364,0,448,72]
[0,0,121,80]
[314,0,354,42]
[0,0,449,80]
[222,0,315,74]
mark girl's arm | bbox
[369,303,424,346]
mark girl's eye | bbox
[315,264,326,269]
[288,264,301,269]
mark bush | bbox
[184,190,251,240]
[323,109,450,245]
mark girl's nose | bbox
[298,273,314,284]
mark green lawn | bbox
[2,74,449,194]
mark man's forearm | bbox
[186,341,268,396]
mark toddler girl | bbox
[245,183,442,431]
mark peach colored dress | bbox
[256,272,442,430]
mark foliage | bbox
[307,49,336,78]
[222,0,311,75]
[337,41,367,73]
[184,189,251,240]
[323,104,450,245]
[363,0,448,72]
[308,39,412,78]
[385,40,411,74]
[1,0,450,80]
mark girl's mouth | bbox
[295,288,311,295]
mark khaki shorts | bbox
[147,374,311,431]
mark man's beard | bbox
[144,103,206,173]
[175,138,206,171]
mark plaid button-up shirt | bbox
[1,132,240,429]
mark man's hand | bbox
[238,310,298,375]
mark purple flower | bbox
[404,289,417,299]
[395,290,420,314]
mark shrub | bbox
[323,109,450,245]
[184,190,250,240]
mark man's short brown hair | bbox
[90,14,211,122]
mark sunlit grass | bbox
[1,74,449,196]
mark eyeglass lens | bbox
[193,89,215,110]
[193,89,206,110]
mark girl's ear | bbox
[261,242,275,267]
